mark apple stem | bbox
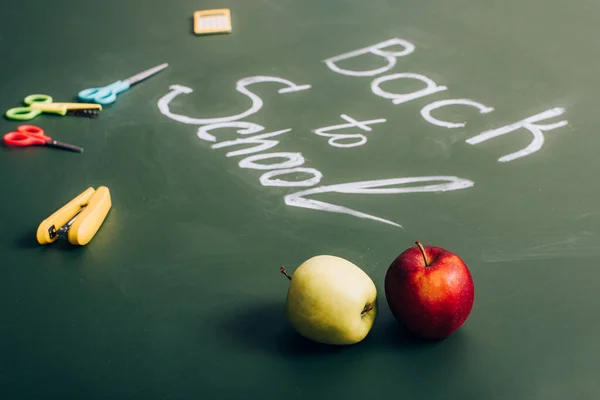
[280,266,292,280]
[415,240,430,267]
[361,303,374,315]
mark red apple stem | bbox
[415,240,430,267]
[361,303,374,315]
[280,266,292,280]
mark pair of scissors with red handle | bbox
[3,125,83,153]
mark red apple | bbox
[384,240,474,340]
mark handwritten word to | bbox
[323,38,569,162]
[313,114,386,148]
[157,37,568,227]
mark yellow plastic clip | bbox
[36,186,112,246]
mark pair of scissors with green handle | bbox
[6,94,102,121]
[78,63,169,105]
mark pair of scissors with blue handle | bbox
[78,63,169,105]
[6,94,53,120]
[77,81,130,105]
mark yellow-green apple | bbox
[281,255,378,345]
[384,241,474,340]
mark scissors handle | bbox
[78,81,131,105]
[3,125,48,146]
[24,94,53,105]
[5,107,42,121]
[5,94,53,121]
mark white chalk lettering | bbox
[285,176,474,227]
[323,38,416,77]
[260,167,324,188]
[197,121,265,143]
[212,129,292,157]
[371,73,448,105]
[466,107,568,162]
[420,99,495,128]
[157,76,311,126]
[239,152,305,170]
[313,114,387,148]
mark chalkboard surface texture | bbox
[1,1,599,399]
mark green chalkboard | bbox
[2,0,600,398]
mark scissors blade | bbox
[45,140,84,153]
[56,211,82,237]
[124,63,169,86]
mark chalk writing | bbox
[197,121,264,143]
[323,38,415,77]
[238,152,306,170]
[195,120,324,187]
[323,38,569,160]
[420,99,495,129]
[312,114,386,148]
[157,76,311,125]
[157,35,570,228]
[211,129,292,157]
[285,176,474,227]
[465,107,568,162]
[260,168,324,188]
[371,73,448,105]
[157,75,473,228]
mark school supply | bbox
[36,186,112,246]
[77,63,169,105]
[6,94,101,121]
[3,125,83,153]
[194,9,232,35]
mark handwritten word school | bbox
[157,38,569,228]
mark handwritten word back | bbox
[324,38,569,163]
[157,37,569,228]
